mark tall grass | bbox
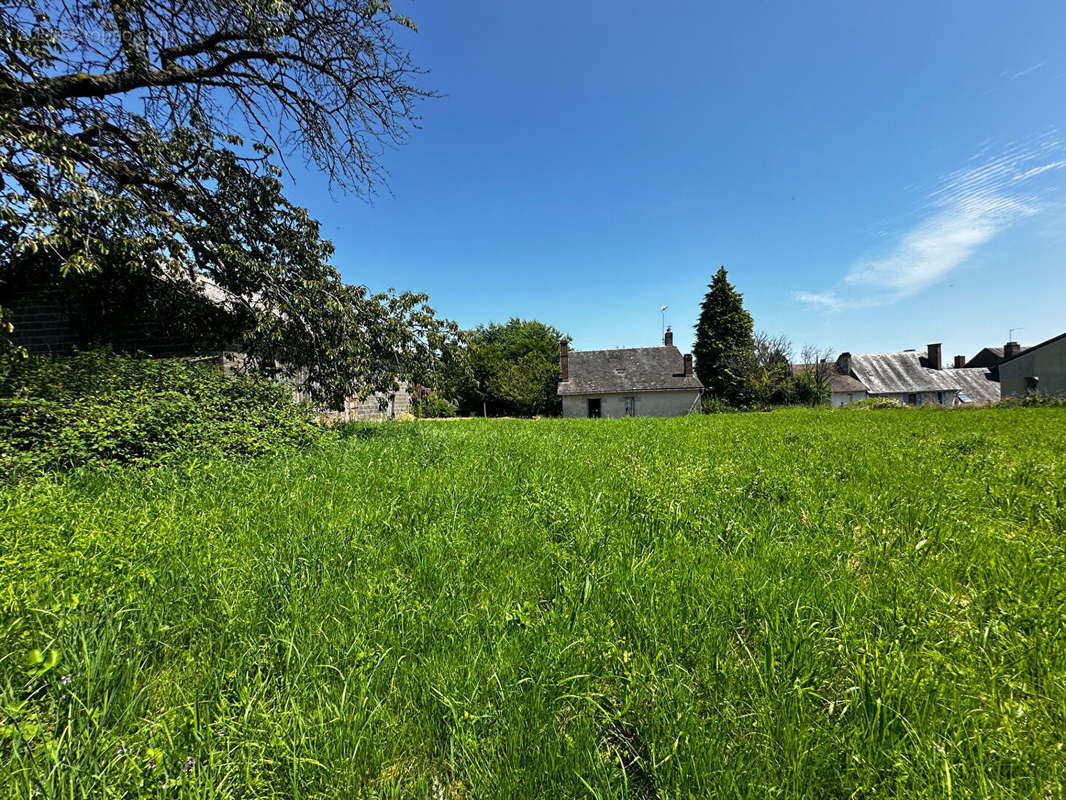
[1,408,1064,798]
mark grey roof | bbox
[792,364,868,393]
[949,367,1001,404]
[848,351,962,394]
[559,346,703,395]
[965,346,1005,368]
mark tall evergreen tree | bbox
[693,266,754,401]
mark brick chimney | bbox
[683,353,693,377]
[953,355,966,368]
[836,352,851,375]
[927,343,942,370]
[1004,341,1021,360]
[663,326,673,346]
[559,339,569,381]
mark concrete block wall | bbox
[353,385,414,420]
[7,288,213,357]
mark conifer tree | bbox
[693,266,754,402]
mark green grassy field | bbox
[2,408,1065,799]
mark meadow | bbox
[1,408,1064,799]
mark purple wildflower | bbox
[146,760,156,771]
[60,674,72,685]
[184,756,196,774]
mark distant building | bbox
[999,331,1066,398]
[557,328,702,418]
[791,363,869,406]
[965,344,1010,369]
[835,343,1000,406]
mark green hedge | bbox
[0,350,324,478]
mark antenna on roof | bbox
[1009,327,1023,342]
[660,305,668,340]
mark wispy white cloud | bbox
[1003,61,1046,80]
[1014,160,1066,181]
[794,134,1066,311]
[792,291,843,311]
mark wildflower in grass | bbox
[117,745,129,756]
[184,756,196,774]
[146,760,156,771]
[60,674,72,685]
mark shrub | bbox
[412,394,457,418]
[0,350,324,479]
[701,395,742,414]
[792,369,831,406]
[844,397,906,410]
[998,391,1066,408]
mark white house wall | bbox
[830,391,868,407]
[561,391,700,418]
[871,390,958,406]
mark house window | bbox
[624,396,635,416]
[587,398,601,418]
[907,393,917,405]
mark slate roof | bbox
[848,351,962,394]
[791,364,868,394]
[949,367,1001,404]
[558,346,703,395]
[965,346,1005,369]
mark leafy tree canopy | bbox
[454,319,566,417]
[0,0,457,406]
[725,331,793,409]
[692,266,754,403]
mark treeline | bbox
[416,267,835,418]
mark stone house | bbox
[557,329,702,418]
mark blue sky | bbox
[285,1,1066,359]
